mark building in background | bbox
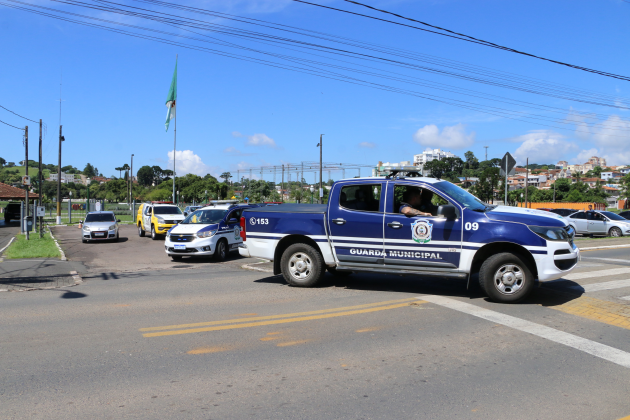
[413,149,456,166]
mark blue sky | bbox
[2,0,630,181]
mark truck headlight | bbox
[529,226,569,241]
[197,230,217,238]
[156,217,165,224]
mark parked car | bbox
[549,208,579,217]
[239,176,579,304]
[564,210,630,237]
[3,202,21,223]
[537,208,553,212]
[81,211,120,243]
[183,206,202,216]
[619,210,630,220]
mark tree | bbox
[220,172,232,184]
[424,159,449,179]
[0,157,5,168]
[618,174,630,209]
[136,166,154,186]
[464,151,479,170]
[83,163,97,177]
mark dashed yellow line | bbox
[142,301,421,338]
[550,296,630,330]
[140,297,418,333]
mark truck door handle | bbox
[387,222,403,229]
[332,218,346,225]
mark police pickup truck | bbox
[239,174,579,303]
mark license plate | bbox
[94,232,105,237]
[174,244,186,250]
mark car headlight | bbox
[529,226,569,241]
[108,225,116,231]
[197,230,217,238]
[82,226,91,232]
[156,217,165,224]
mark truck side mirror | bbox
[184,212,188,216]
[437,204,457,221]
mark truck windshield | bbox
[153,206,183,215]
[180,209,227,224]
[433,181,487,211]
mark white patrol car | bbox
[164,203,257,261]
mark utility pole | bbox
[484,146,489,161]
[24,126,29,240]
[318,134,324,204]
[38,119,43,238]
[130,154,134,205]
[56,125,64,225]
[525,158,529,209]
[281,164,284,203]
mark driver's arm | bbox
[401,205,431,217]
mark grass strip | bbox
[3,232,61,259]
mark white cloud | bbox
[413,123,475,149]
[223,146,254,156]
[569,114,630,165]
[167,150,219,177]
[246,133,277,148]
[575,148,599,163]
[231,131,243,138]
[359,142,376,148]
[511,130,579,165]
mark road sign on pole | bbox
[500,152,516,205]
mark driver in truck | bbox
[399,188,435,217]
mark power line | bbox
[0,118,25,130]
[0,104,38,123]
[294,0,630,82]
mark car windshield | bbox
[85,213,115,222]
[180,209,227,224]
[600,211,627,221]
[433,181,487,211]
[153,206,183,215]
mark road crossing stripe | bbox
[569,279,630,293]
[142,302,419,337]
[620,296,630,301]
[562,267,630,281]
[418,295,630,369]
[581,257,630,263]
[140,297,418,333]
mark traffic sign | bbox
[36,206,45,217]
[500,152,516,176]
[21,175,31,186]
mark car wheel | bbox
[171,255,182,261]
[151,225,158,240]
[281,243,325,287]
[609,226,622,237]
[114,232,119,242]
[479,252,534,303]
[138,224,145,237]
[213,239,227,262]
[326,266,352,277]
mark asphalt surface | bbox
[0,219,20,251]
[1,229,630,419]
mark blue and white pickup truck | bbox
[239,175,579,303]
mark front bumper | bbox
[535,240,580,282]
[156,224,177,234]
[164,236,215,256]
[83,229,117,240]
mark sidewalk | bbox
[0,258,85,292]
[575,236,630,249]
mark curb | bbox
[48,227,67,261]
[579,244,630,251]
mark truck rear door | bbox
[383,181,462,272]
[327,181,386,267]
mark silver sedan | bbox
[81,211,120,243]
[564,210,630,237]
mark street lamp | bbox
[310,185,314,204]
[176,190,179,204]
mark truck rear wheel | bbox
[281,243,325,287]
[479,252,534,303]
[138,224,145,237]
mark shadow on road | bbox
[60,290,87,299]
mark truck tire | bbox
[213,239,228,262]
[479,252,534,303]
[138,224,145,237]
[327,266,352,277]
[151,225,159,240]
[281,243,325,287]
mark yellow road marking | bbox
[356,327,382,333]
[187,346,233,355]
[237,313,258,316]
[143,302,421,338]
[616,416,630,420]
[277,340,310,347]
[140,297,418,332]
[266,332,281,335]
[550,296,630,330]
[259,337,280,341]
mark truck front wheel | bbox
[479,252,534,303]
[281,243,325,287]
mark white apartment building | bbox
[601,171,624,181]
[48,172,79,184]
[413,149,456,166]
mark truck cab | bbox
[239,174,579,303]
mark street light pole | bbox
[318,134,324,204]
[56,126,65,225]
[130,154,134,206]
[310,185,314,204]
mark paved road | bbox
[0,219,20,252]
[1,241,630,419]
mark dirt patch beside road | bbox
[51,225,258,273]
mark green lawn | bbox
[0,166,51,178]
[3,232,61,259]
